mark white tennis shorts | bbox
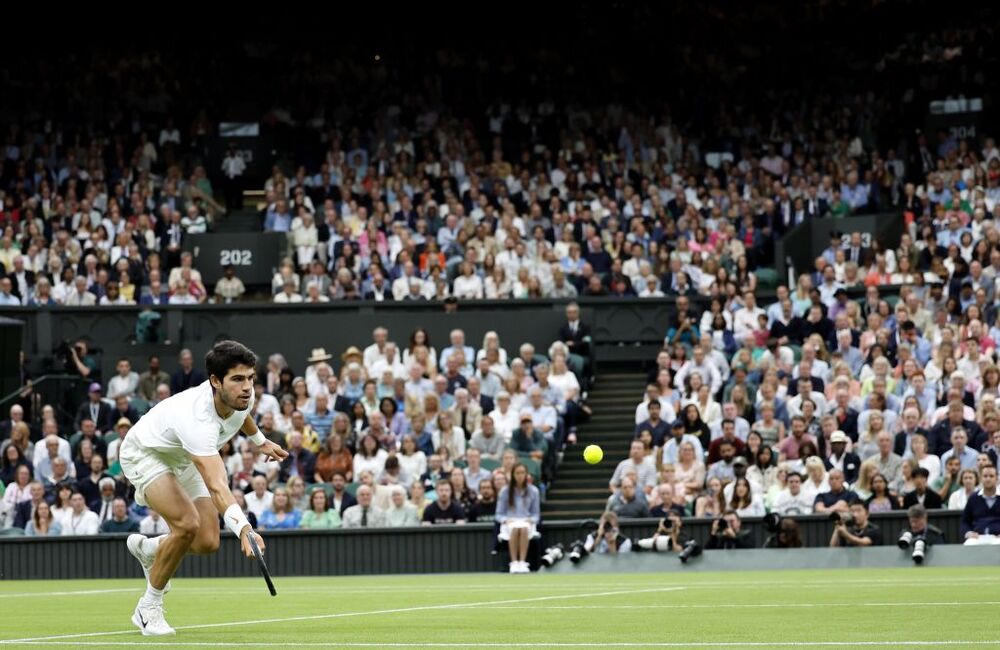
[498,519,538,541]
[119,435,210,507]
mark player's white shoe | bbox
[127,534,171,593]
[132,602,175,636]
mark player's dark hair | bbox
[205,340,258,382]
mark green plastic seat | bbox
[756,268,779,291]
[344,481,359,497]
[102,432,119,445]
[0,527,25,537]
[480,458,501,472]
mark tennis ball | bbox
[583,444,603,464]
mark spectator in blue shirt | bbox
[495,463,541,573]
[962,466,1000,544]
[306,392,335,441]
[264,199,292,232]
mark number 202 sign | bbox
[219,250,253,266]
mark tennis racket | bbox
[247,534,277,597]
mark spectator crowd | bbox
[0,319,593,543]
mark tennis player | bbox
[120,340,288,635]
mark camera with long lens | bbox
[678,539,702,564]
[540,543,565,567]
[897,531,926,564]
[568,540,590,563]
[829,511,854,526]
[716,517,728,531]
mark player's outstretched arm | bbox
[190,453,266,559]
[241,414,289,463]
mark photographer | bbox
[60,338,99,379]
[587,511,632,555]
[706,510,753,550]
[829,501,882,547]
[899,504,946,547]
[637,510,692,552]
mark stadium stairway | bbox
[213,207,262,233]
[543,363,645,521]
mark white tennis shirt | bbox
[128,381,255,465]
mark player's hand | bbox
[257,440,289,462]
[240,529,266,558]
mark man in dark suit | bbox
[844,232,872,268]
[363,273,394,301]
[75,383,112,433]
[12,481,47,528]
[104,397,139,431]
[894,409,930,457]
[558,302,591,359]
[170,348,207,395]
[928,402,986,456]
[901,467,944,509]
[5,255,35,302]
[277,430,317,483]
[159,209,185,269]
[330,472,357,516]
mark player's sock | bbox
[141,583,165,606]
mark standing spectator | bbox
[137,357,170,403]
[170,349,207,395]
[221,143,246,211]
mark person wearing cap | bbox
[304,347,334,392]
[75,382,112,433]
[106,417,134,466]
[824,430,861,484]
[661,419,705,465]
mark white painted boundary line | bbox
[2,573,998,599]
[3,641,999,647]
[0,586,685,645]
[487,600,1000,609]
[0,588,136,599]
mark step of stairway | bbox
[547,487,613,496]
[551,479,611,489]
[539,511,603,520]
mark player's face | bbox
[216,364,255,411]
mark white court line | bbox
[0,586,685,645]
[3,641,1000,647]
[487,600,1000,609]
[0,588,136,599]
[2,575,998,599]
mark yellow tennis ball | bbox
[583,444,603,464]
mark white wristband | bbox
[224,503,251,538]
[248,431,266,446]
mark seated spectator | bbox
[801,457,830,504]
[962,465,1000,545]
[902,467,944,510]
[662,420,705,466]
[608,476,650,518]
[824,430,861,484]
[866,474,898,514]
[707,419,747,464]
[635,400,670,447]
[726,476,765,518]
[862,431,905,486]
[933,456,965,504]
[432,412,466,461]
[469,416,505,460]
[777,416,816,463]
[772,471,814,516]
[706,510,754,549]
[829,501,882,547]
[422,479,467,525]
[814,469,860,513]
[695,477,724,518]
[353,433,388,479]
[25,501,62,537]
[609,439,658,495]
[509,414,548,465]
[949,469,981,511]
[99,498,140,533]
[244,476,274,518]
[61,492,100,535]
[1,465,32,525]
[468,479,498,523]
[383,485,420,527]
[139,510,171,536]
[278,431,317,483]
[706,440,740,485]
[342,485,385,528]
[940,427,979,472]
[300,488,342,529]
[328,473,357,516]
[315,433,353,483]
